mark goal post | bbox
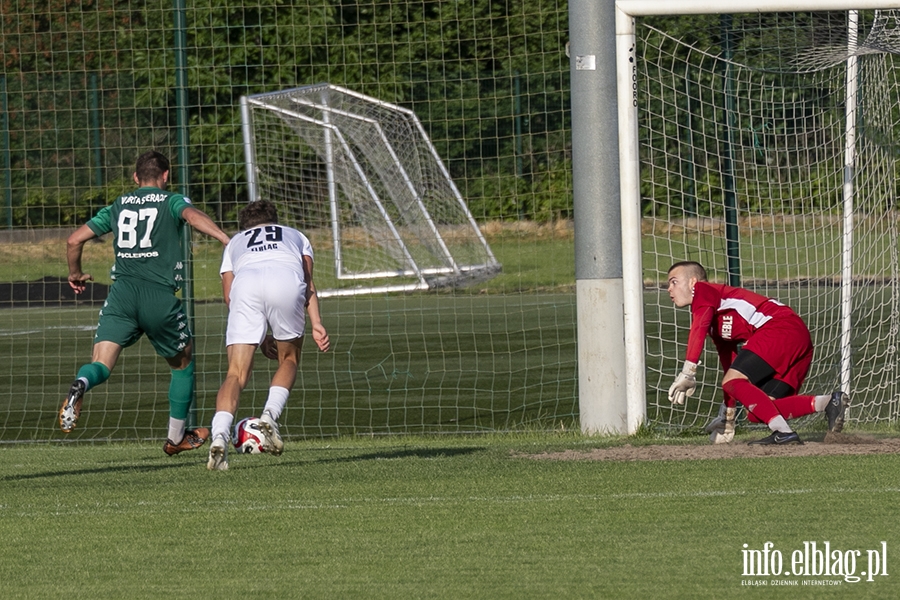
[240,83,501,298]
[615,0,900,432]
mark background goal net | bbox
[0,1,575,443]
[8,1,900,442]
[242,84,501,297]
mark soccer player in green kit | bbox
[61,151,231,455]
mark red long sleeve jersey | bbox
[685,282,796,367]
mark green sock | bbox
[168,361,195,420]
[75,362,110,390]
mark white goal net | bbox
[240,83,501,297]
[622,5,900,432]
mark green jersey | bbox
[87,186,192,290]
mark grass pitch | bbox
[2,434,899,599]
[2,222,898,597]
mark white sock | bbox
[813,394,832,412]
[767,415,792,434]
[262,386,290,421]
[211,411,234,443]
[167,418,186,443]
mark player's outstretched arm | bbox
[303,255,330,352]
[182,206,231,245]
[66,224,97,294]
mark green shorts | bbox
[94,277,192,358]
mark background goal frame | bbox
[240,83,501,298]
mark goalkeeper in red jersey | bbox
[665,261,848,445]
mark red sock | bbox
[723,379,817,423]
[771,395,817,420]
[723,379,780,424]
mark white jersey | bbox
[220,223,313,278]
[220,224,314,346]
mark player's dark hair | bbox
[668,260,708,282]
[135,151,170,184]
[238,200,279,230]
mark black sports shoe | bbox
[59,380,86,433]
[825,391,849,433]
[748,431,803,445]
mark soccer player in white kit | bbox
[207,200,330,470]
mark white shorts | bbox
[225,265,307,346]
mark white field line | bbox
[0,325,96,337]
[4,487,900,518]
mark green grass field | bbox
[2,222,900,596]
[2,219,898,441]
[3,434,899,599]
[0,293,580,442]
[0,223,578,299]
[0,222,583,442]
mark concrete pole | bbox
[569,0,629,434]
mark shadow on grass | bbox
[272,446,486,467]
[1,446,487,480]
[0,460,192,482]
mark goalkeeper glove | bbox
[709,405,737,444]
[703,402,728,433]
[667,360,698,405]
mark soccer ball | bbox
[233,417,266,454]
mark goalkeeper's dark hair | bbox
[135,151,170,184]
[238,200,280,230]
[668,260,708,282]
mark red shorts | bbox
[741,313,813,393]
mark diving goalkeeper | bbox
[665,261,848,445]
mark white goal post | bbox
[615,1,900,433]
[240,83,501,298]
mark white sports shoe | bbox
[206,435,229,471]
[258,411,284,456]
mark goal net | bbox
[624,5,900,432]
[241,83,501,297]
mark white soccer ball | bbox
[233,417,267,454]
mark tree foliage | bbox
[8,6,877,227]
[2,0,572,226]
